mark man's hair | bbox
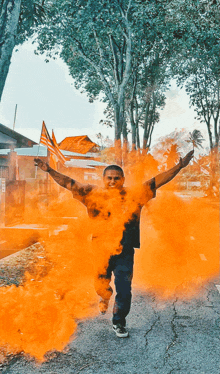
[103,164,124,177]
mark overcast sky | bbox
[0,41,209,152]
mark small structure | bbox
[0,123,37,179]
[0,145,107,181]
[0,123,36,149]
[0,124,37,227]
[58,135,100,154]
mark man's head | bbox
[103,165,125,190]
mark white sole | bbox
[112,326,129,338]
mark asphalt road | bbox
[2,279,220,374]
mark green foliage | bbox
[169,0,220,149]
[0,0,49,101]
[16,0,48,45]
[35,0,177,147]
[186,130,205,149]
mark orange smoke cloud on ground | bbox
[0,147,219,362]
[134,192,219,297]
[0,216,98,362]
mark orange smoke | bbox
[0,217,97,361]
[134,192,219,297]
[0,146,219,362]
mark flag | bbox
[39,121,66,165]
[49,154,58,171]
[40,121,57,157]
[52,129,66,164]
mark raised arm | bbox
[154,150,194,189]
[34,158,92,195]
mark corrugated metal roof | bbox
[58,135,100,154]
[0,145,108,169]
[65,159,108,168]
[0,124,37,148]
[62,150,94,158]
[0,145,47,156]
[0,146,100,159]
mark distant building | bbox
[59,135,100,154]
[0,125,106,182]
[0,145,107,181]
[0,124,37,179]
[0,123,36,150]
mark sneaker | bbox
[112,324,129,338]
[99,298,109,315]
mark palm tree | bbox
[185,130,205,191]
[186,130,205,151]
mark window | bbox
[0,166,9,179]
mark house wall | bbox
[0,132,16,149]
[18,156,48,180]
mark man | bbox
[34,150,193,338]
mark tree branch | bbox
[71,40,116,109]
[109,34,119,88]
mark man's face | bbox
[103,170,125,190]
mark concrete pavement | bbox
[2,279,220,374]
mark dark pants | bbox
[95,250,134,327]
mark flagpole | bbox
[34,141,41,179]
[13,104,17,130]
[35,122,44,179]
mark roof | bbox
[65,159,108,168]
[0,145,108,169]
[0,124,37,149]
[58,135,100,154]
[0,146,99,158]
[0,145,47,156]
[62,150,100,158]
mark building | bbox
[0,123,37,150]
[0,124,37,179]
[58,135,100,154]
[0,125,106,181]
[0,145,107,181]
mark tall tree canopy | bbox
[36,0,176,151]
[0,0,46,101]
[169,0,220,150]
[1,0,218,156]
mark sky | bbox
[0,41,209,153]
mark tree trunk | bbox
[136,124,140,150]
[147,123,154,149]
[214,115,219,148]
[0,0,21,101]
[208,147,219,197]
[122,125,128,166]
[130,101,136,150]
[142,102,150,152]
[114,108,121,141]
[114,92,127,164]
[206,119,214,149]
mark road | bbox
[2,279,220,374]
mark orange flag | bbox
[39,121,66,165]
[52,129,66,164]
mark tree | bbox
[128,53,168,151]
[0,0,46,101]
[186,129,205,152]
[169,0,220,150]
[96,132,113,150]
[184,67,219,150]
[37,0,133,148]
[36,0,177,155]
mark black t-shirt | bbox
[72,178,156,251]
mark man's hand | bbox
[154,149,194,189]
[179,150,194,169]
[34,158,50,172]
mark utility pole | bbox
[13,104,17,130]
